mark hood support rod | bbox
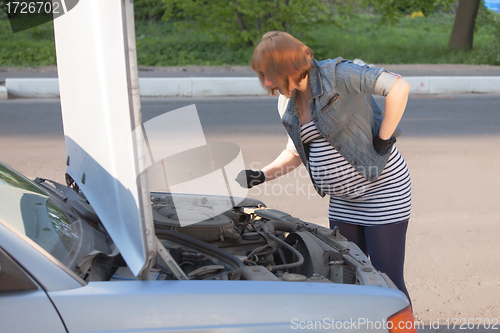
[155,236,189,280]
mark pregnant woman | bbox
[236,31,412,305]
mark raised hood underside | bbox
[53,0,155,277]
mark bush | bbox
[0,19,56,66]
[360,0,456,25]
[134,0,166,21]
[161,0,330,47]
[135,20,253,66]
[475,10,500,65]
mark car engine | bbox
[147,192,397,288]
[35,177,397,288]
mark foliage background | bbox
[0,0,499,67]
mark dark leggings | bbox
[329,220,411,306]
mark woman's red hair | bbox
[252,31,314,96]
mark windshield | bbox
[0,163,82,268]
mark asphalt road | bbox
[1,94,499,331]
[1,94,499,181]
[2,94,500,137]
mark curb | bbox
[0,86,7,100]
[138,77,264,97]
[5,78,60,99]
[4,76,500,99]
[404,76,500,94]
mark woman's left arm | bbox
[379,78,411,140]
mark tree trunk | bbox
[236,11,247,32]
[448,0,481,51]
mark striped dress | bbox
[301,121,411,226]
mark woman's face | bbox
[263,74,299,96]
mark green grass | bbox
[135,21,253,66]
[305,13,499,65]
[0,19,56,66]
[0,12,499,67]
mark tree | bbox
[448,0,480,50]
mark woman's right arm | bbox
[236,94,302,188]
[262,149,302,181]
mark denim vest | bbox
[278,58,403,197]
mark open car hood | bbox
[53,0,155,277]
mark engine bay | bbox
[35,177,397,288]
[144,192,397,288]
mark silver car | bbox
[0,0,414,332]
[0,161,414,332]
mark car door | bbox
[0,247,67,333]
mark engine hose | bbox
[263,220,299,234]
[265,232,304,272]
[247,243,273,260]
